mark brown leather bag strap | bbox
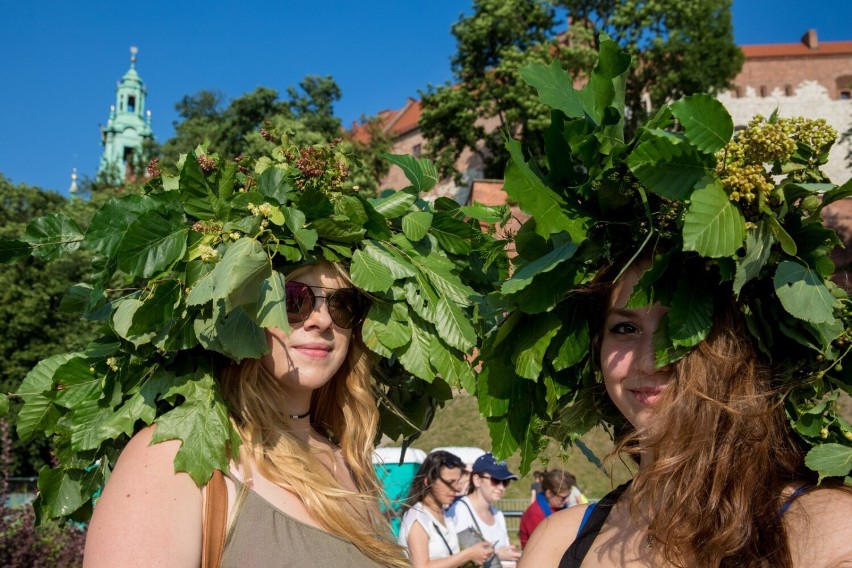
[202,469,227,568]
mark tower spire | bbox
[97,47,154,184]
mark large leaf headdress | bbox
[480,34,852,481]
[3,135,507,522]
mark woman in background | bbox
[518,469,582,549]
[448,452,522,566]
[400,450,494,567]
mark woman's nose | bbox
[635,333,663,375]
[302,297,333,330]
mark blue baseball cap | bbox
[471,452,518,480]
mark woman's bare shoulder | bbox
[785,484,852,567]
[84,425,204,567]
[519,504,591,567]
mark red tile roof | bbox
[742,41,852,58]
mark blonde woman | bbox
[85,261,409,568]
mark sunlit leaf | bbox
[671,94,733,154]
[774,261,838,324]
[21,213,84,260]
[682,179,745,257]
[804,443,852,482]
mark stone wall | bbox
[718,83,852,184]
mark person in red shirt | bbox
[518,470,579,548]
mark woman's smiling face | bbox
[600,263,673,430]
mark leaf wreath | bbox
[480,33,852,481]
[2,133,510,522]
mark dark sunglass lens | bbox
[285,282,314,322]
[328,289,361,328]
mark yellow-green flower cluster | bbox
[715,114,837,205]
[785,116,837,151]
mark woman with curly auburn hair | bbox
[85,261,410,568]
[520,258,852,568]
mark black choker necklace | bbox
[288,410,310,419]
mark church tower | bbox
[97,46,154,183]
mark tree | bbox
[560,0,744,132]
[160,76,391,193]
[419,0,742,179]
[0,175,99,475]
[420,0,597,179]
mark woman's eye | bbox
[609,322,639,335]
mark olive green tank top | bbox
[219,480,387,568]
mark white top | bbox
[399,502,460,560]
[447,496,511,550]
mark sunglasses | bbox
[479,474,511,488]
[285,281,367,329]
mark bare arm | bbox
[406,520,493,568]
[518,504,589,568]
[84,425,203,568]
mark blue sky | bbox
[1,0,850,196]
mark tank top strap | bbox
[558,480,632,568]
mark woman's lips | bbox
[629,386,666,405]
[293,343,333,359]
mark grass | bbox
[403,393,633,501]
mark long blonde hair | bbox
[219,262,408,567]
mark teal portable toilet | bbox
[373,447,426,536]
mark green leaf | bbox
[36,466,95,519]
[52,358,101,410]
[129,280,182,336]
[382,154,439,193]
[210,238,271,310]
[351,249,395,292]
[627,137,711,200]
[84,194,160,257]
[0,239,32,263]
[369,189,417,218]
[363,242,416,279]
[179,151,218,219]
[671,94,734,154]
[734,221,774,295]
[682,179,745,257]
[398,320,434,382]
[460,203,508,224]
[256,272,290,332]
[433,297,476,352]
[402,211,433,242]
[668,277,713,348]
[519,60,584,118]
[21,213,84,260]
[487,417,520,458]
[429,337,476,393]
[293,228,318,253]
[502,241,578,294]
[363,301,412,350]
[504,140,586,241]
[804,443,852,481]
[774,261,838,325]
[258,165,290,203]
[411,253,476,307]
[0,393,7,417]
[549,312,590,371]
[15,353,79,441]
[151,372,232,484]
[117,208,188,278]
[216,307,267,361]
[512,314,562,380]
[766,214,797,256]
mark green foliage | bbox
[477,36,851,481]
[559,0,744,133]
[420,0,742,180]
[2,134,507,522]
[419,0,598,180]
[0,176,104,477]
[159,77,392,195]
